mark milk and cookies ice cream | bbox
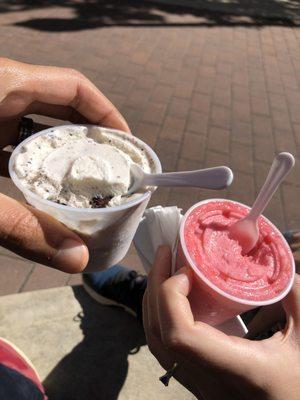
[13,125,154,208]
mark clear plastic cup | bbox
[9,125,161,272]
[176,199,295,326]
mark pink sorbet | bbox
[184,200,293,301]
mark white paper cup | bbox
[9,125,161,272]
[176,199,295,326]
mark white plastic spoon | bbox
[128,164,233,194]
[229,152,295,254]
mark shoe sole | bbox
[0,336,41,381]
[82,277,137,318]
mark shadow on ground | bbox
[0,0,299,31]
[43,286,146,400]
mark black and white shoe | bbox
[83,265,147,321]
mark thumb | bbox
[282,273,300,335]
[0,193,89,273]
[158,266,246,369]
[159,266,195,336]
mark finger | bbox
[146,266,191,367]
[26,102,90,125]
[143,291,201,398]
[143,289,154,346]
[144,281,179,373]
[158,266,195,340]
[144,305,208,400]
[282,274,300,335]
[144,286,161,354]
[0,193,89,273]
[142,289,149,339]
[143,289,174,373]
[158,267,242,368]
[26,65,130,132]
[147,245,172,335]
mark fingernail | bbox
[174,266,190,276]
[53,239,89,273]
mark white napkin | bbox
[134,206,183,274]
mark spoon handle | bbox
[143,166,233,190]
[249,152,295,221]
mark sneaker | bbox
[83,265,147,320]
[0,336,47,399]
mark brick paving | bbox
[0,1,299,295]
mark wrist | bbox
[0,58,31,102]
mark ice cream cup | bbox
[176,199,295,326]
[9,125,162,272]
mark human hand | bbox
[143,246,300,400]
[0,57,129,273]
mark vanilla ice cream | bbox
[13,125,154,208]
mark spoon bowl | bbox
[229,218,259,255]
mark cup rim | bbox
[9,124,162,214]
[180,198,295,307]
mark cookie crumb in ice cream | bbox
[90,195,113,208]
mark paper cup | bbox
[9,125,161,272]
[176,199,295,326]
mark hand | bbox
[143,246,300,400]
[0,57,129,273]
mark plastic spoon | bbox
[128,165,233,194]
[229,152,295,254]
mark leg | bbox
[83,266,147,321]
[0,337,47,399]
